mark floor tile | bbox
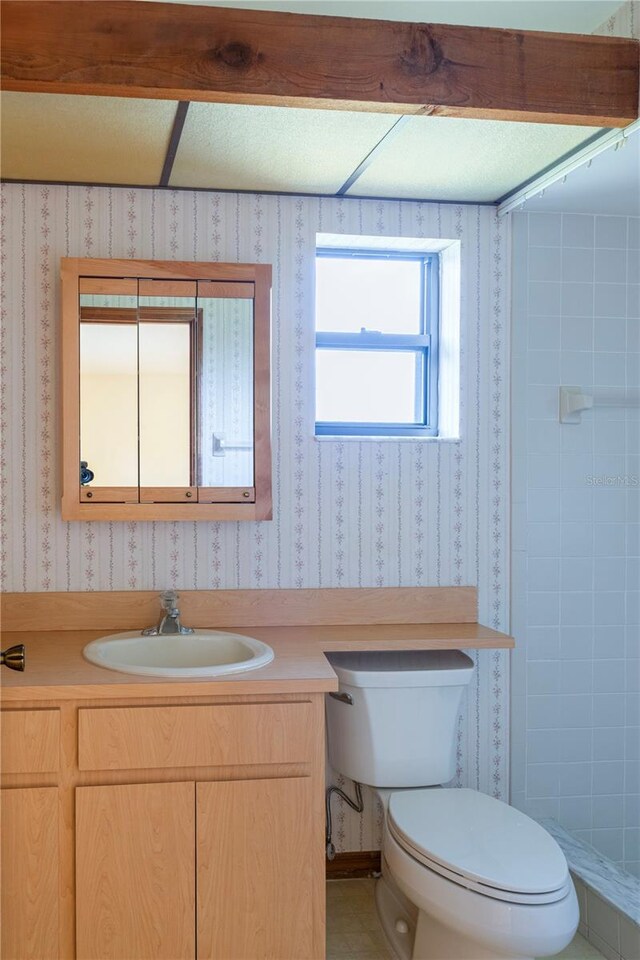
[326,880,605,960]
[553,932,608,959]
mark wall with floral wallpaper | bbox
[1,183,510,850]
[594,0,638,38]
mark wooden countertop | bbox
[0,622,513,703]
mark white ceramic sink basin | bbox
[83,630,274,678]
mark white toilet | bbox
[325,650,579,960]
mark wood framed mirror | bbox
[61,258,272,521]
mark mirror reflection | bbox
[80,292,138,489]
[137,281,196,492]
[199,288,254,490]
[78,280,255,500]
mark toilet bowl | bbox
[379,787,578,960]
[325,650,579,960]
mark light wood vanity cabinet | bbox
[1,696,325,960]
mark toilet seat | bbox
[387,788,571,906]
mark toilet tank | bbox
[325,649,474,788]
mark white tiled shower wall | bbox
[511,211,640,875]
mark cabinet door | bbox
[1,787,59,960]
[197,777,315,960]
[76,781,195,960]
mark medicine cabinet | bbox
[61,259,272,521]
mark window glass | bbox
[316,349,423,424]
[316,257,422,334]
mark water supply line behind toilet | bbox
[325,779,363,860]
[325,690,364,859]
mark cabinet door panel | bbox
[1,787,59,960]
[197,777,314,960]
[76,781,195,960]
[1,709,59,774]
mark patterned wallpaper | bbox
[0,183,510,849]
[594,0,638,38]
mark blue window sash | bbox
[316,332,430,348]
[315,422,436,437]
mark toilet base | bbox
[374,871,533,960]
[374,872,417,960]
[412,910,531,960]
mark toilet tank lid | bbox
[325,650,474,688]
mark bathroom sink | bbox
[83,630,274,678]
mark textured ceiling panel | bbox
[1,91,607,205]
[166,1,622,34]
[0,93,176,184]
[348,116,601,203]
[169,102,397,192]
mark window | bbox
[315,248,439,437]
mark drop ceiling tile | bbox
[170,1,622,35]
[169,102,397,193]
[348,116,602,202]
[1,92,177,184]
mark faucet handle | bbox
[160,590,179,611]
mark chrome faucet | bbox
[142,591,194,636]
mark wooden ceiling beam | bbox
[1,1,638,128]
